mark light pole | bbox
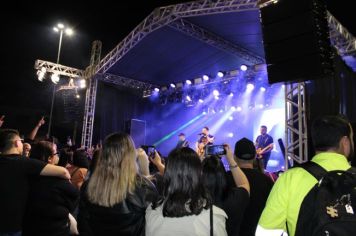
[47,23,73,137]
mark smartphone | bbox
[141,145,156,157]
[205,145,226,156]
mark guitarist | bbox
[255,125,274,170]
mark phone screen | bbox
[205,145,226,156]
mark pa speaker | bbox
[260,0,334,84]
[125,119,146,148]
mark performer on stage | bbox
[255,125,274,170]
[198,126,214,144]
[176,133,189,149]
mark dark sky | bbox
[0,0,354,127]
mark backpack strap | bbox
[301,161,328,181]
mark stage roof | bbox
[96,0,356,87]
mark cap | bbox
[178,133,185,136]
[234,137,256,160]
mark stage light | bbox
[170,83,176,88]
[51,73,60,84]
[37,67,46,82]
[203,75,209,81]
[259,104,264,109]
[213,90,219,96]
[219,109,224,113]
[229,92,234,97]
[76,94,80,99]
[154,88,160,92]
[198,99,204,103]
[231,106,236,111]
[228,133,234,138]
[57,23,64,29]
[212,109,216,114]
[53,27,59,32]
[217,71,224,78]
[246,83,255,92]
[65,28,73,36]
[282,84,285,89]
[186,95,192,102]
[185,80,192,85]
[79,79,86,88]
[237,106,242,112]
[214,96,219,100]
[260,87,266,92]
[202,111,207,115]
[228,116,233,121]
[240,64,248,71]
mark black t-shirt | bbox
[227,168,273,236]
[220,187,249,236]
[0,154,46,232]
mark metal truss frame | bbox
[34,60,84,78]
[95,0,260,74]
[81,41,102,148]
[98,73,159,91]
[168,18,264,64]
[285,83,308,169]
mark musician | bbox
[176,133,189,149]
[196,136,208,160]
[255,125,274,169]
[198,127,215,144]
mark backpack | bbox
[295,162,356,236]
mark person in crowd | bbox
[199,126,215,144]
[67,149,89,189]
[256,115,354,236]
[27,116,45,143]
[78,133,158,236]
[137,147,150,176]
[146,147,228,236]
[255,125,274,170]
[232,138,273,236]
[0,129,70,236]
[202,144,250,236]
[23,143,31,158]
[176,133,189,149]
[23,141,79,236]
[58,148,73,168]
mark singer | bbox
[198,126,214,144]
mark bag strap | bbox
[301,161,328,181]
[210,204,213,236]
[70,167,80,177]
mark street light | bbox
[47,23,73,137]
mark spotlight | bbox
[170,83,176,88]
[230,106,236,111]
[219,109,224,113]
[185,80,192,85]
[198,99,204,103]
[79,79,86,89]
[51,73,60,84]
[37,67,46,82]
[203,75,209,81]
[246,83,255,92]
[240,65,248,71]
[217,71,224,78]
[260,87,266,92]
[214,96,219,100]
[154,88,160,92]
[237,106,242,112]
[229,92,234,97]
[76,94,80,99]
[228,116,233,121]
[212,109,216,114]
[213,90,219,96]
[57,23,64,29]
[186,95,192,102]
[65,28,73,36]
[228,133,234,138]
[202,111,207,115]
[259,104,264,109]
[282,84,285,89]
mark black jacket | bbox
[78,176,158,236]
[23,176,79,236]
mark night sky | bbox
[0,0,354,135]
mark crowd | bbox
[0,114,355,236]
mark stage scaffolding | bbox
[34,0,356,164]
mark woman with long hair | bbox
[146,147,227,236]
[78,133,157,236]
[202,144,250,236]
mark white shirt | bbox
[145,204,228,236]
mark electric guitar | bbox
[256,144,273,159]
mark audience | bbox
[146,147,228,236]
[202,144,250,236]
[78,133,158,236]
[0,129,70,235]
[67,149,89,189]
[256,115,354,236]
[232,138,273,236]
[23,141,79,236]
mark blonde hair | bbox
[87,133,138,207]
[136,148,150,176]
